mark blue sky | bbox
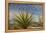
[9,4,42,22]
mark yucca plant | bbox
[39,16,43,27]
[14,12,33,29]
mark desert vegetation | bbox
[8,12,43,30]
[14,12,33,29]
[10,12,43,29]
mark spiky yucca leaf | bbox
[14,12,32,29]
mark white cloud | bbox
[32,15,39,22]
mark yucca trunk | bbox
[23,27,27,29]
